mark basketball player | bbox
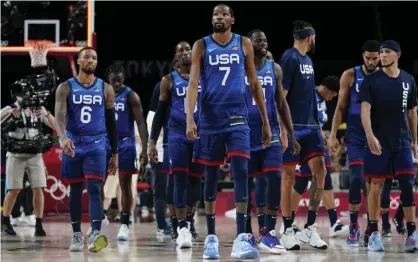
[290,76,349,238]
[186,4,271,259]
[147,80,171,237]
[102,63,149,241]
[328,40,381,246]
[245,29,298,255]
[149,41,203,248]
[278,20,327,250]
[359,40,417,252]
[148,60,185,241]
[55,46,118,253]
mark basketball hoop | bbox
[25,40,53,68]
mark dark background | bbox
[2,1,417,131]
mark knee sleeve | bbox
[187,176,201,207]
[152,164,167,201]
[204,166,219,202]
[86,179,102,199]
[398,175,415,207]
[174,172,188,208]
[380,179,392,209]
[266,171,281,211]
[247,190,253,214]
[231,156,249,203]
[166,175,174,204]
[255,176,267,208]
[86,179,103,222]
[293,175,310,195]
[324,169,333,190]
[349,165,363,205]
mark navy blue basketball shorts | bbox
[168,131,204,177]
[106,136,138,176]
[161,146,172,175]
[283,128,325,166]
[295,148,333,190]
[347,142,366,166]
[193,130,250,166]
[364,148,415,179]
[61,134,107,183]
[248,145,283,178]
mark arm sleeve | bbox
[150,100,169,141]
[358,76,372,104]
[408,78,417,109]
[278,55,296,91]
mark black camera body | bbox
[1,69,60,154]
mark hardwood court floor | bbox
[1,215,417,262]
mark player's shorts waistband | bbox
[67,132,106,143]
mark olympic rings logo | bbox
[43,175,87,201]
[389,196,400,210]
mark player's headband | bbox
[380,41,401,53]
[294,27,316,40]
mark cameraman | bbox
[1,103,56,236]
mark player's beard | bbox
[309,41,316,54]
[81,67,95,75]
[255,48,267,58]
[365,64,377,73]
[381,61,395,68]
[213,24,229,33]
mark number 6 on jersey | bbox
[81,106,92,123]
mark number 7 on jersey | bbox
[219,67,230,86]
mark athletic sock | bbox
[178,218,187,229]
[381,211,390,229]
[406,222,416,237]
[236,212,246,236]
[370,220,378,232]
[266,214,277,232]
[246,213,253,234]
[283,216,292,231]
[327,208,338,227]
[306,210,317,228]
[206,214,216,235]
[257,213,266,232]
[349,211,358,225]
[121,212,131,227]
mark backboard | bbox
[0,1,95,56]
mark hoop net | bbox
[25,40,53,68]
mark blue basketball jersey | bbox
[246,60,280,151]
[347,66,367,145]
[315,90,327,127]
[114,87,134,138]
[279,47,319,130]
[359,69,417,151]
[199,33,249,134]
[168,70,200,134]
[66,77,106,137]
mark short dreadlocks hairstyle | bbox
[321,75,340,93]
[105,63,125,81]
[247,29,263,39]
